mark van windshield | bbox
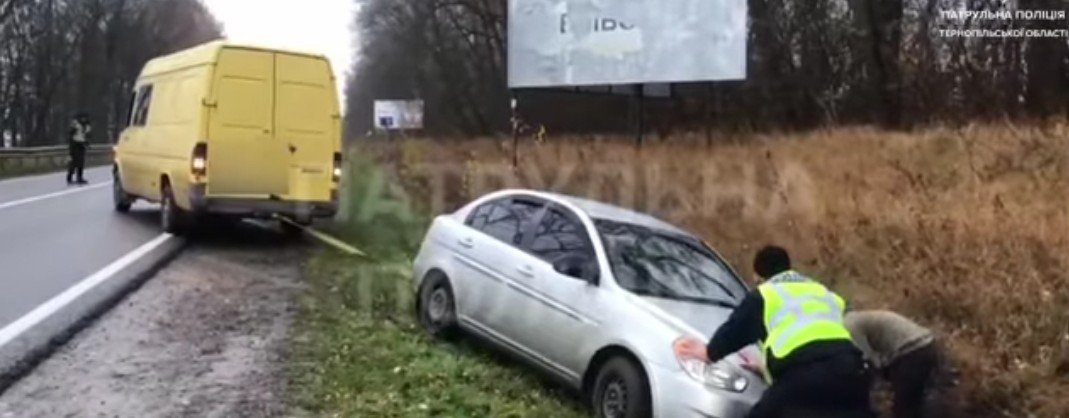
[595,219,746,307]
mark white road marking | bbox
[0,182,112,211]
[0,167,109,187]
[0,233,173,348]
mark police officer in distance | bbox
[67,112,92,185]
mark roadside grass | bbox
[289,155,587,417]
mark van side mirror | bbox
[553,253,599,284]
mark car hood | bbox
[637,296,735,339]
[637,295,764,367]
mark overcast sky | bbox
[202,0,356,109]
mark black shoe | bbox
[66,178,74,185]
[75,179,89,185]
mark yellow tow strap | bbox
[274,215,367,257]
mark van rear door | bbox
[274,53,338,202]
[206,48,289,197]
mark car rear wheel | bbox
[592,357,652,418]
[418,273,459,339]
[112,171,133,213]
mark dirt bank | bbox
[0,225,305,418]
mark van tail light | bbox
[191,143,208,176]
[332,152,342,182]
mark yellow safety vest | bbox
[758,271,852,364]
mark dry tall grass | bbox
[360,123,1069,417]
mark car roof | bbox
[496,189,690,236]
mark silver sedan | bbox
[412,189,766,417]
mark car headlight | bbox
[673,338,749,392]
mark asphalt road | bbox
[0,167,164,328]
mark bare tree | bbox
[0,0,220,147]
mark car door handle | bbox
[458,237,474,249]
[516,265,534,277]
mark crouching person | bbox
[845,310,944,418]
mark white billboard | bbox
[508,0,747,88]
[373,100,424,130]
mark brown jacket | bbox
[844,310,934,369]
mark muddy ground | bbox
[0,224,305,418]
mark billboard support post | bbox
[510,91,519,169]
[705,83,713,147]
[633,84,645,148]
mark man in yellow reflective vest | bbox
[677,246,874,417]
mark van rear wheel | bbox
[112,171,133,213]
[160,184,188,235]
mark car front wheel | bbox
[592,357,652,418]
[417,273,458,339]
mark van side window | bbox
[125,92,137,127]
[132,85,154,126]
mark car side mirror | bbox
[553,254,599,284]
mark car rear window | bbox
[468,199,543,246]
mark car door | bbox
[506,204,603,378]
[452,196,546,343]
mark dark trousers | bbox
[67,142,86,182]
[748,351,875,418]
[887,343,940,418]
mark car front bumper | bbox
[648,361,764,418]
[189,184,338,220]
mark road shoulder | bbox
[0,231,303,417]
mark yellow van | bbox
[112,40,342,234]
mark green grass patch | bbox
[289,154,587,417]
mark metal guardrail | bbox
[0,145,113,177]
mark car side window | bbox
[467,201,495,229]
[468,198,543,247]
[528,207,594,263]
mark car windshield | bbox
[595,219,746,307]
